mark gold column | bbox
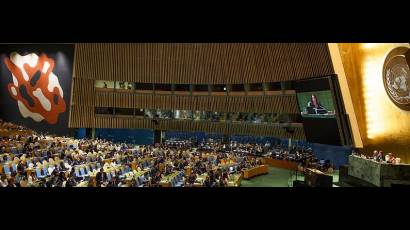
[328,43,363,148]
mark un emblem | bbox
[383,46,410,111]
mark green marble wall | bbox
[348,155,410,187]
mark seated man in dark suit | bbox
[204,176,212,187]
[17,161,26,175]
[376,151,385,162]
[95,168,107,187]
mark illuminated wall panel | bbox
[335,43,410,163]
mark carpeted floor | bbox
[240,166,339,187]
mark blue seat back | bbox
[85,166,91,174]
[36,168,43,177]
[75,168,80,178]
[3,164,11,174]
[43,167,48,176]
[106,172,111,181]
[12,163,17,172]
[79,167,86,176]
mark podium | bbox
[305,168,333,187]
[307,107,328,115]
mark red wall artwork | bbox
[3,52,66,124]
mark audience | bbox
[0,119,335,187]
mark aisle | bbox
[240,167,293,187]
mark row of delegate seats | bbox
[74,162,102,178]
[2,148,22,156]
[0,154,13,163]
[32,161,133,182]
[1,152,138,176]
[73,163,134,181]
[103,168,147,186]
[2,163,17,175]
[1,153,152,181]
[1,157,64,175]
[5,161,70,177]
[34,161,74,178]
[2,162,46,176]
[35,167,52,179]
[132,173,149,187]
[1,156,53,167]
[169,171,185,187]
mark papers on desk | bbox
[307,168,326,175]
[195,174,207,184]
[76,181,88,187]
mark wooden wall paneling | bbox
[288,43,310,79]
[113,93,121,108]
[300,43,316,78]
[92,93,299,114]
[71,43,320,139]
[311,43,335,77]
[116,43,125,82]
[69,105,94,128]
[257,43,268,83]
[170,44,176,83]
[208,44,215,83]
[70,76,96,128]
[255,43,266,83]
[91,116,306,140]
[281,43,296,81]
[74,43,334,83]
[281,43,294,81]
[289,43,302,80]
[306,43,320,78]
